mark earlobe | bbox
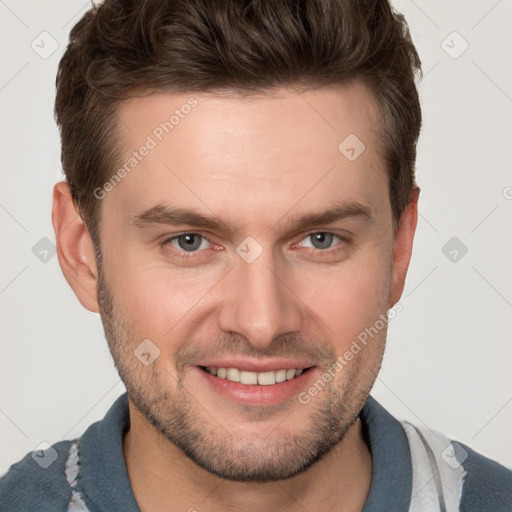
[389,187,420,308]
[52,181,100,313]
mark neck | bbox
[124,402,372,512]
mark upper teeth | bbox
[206,367,304,385]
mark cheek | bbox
[107,256,222,341]
[293,245,392,347]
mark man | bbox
[1,0,510,510]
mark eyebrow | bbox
[130,200,372,233]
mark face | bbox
[92,84,402,482]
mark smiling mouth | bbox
[200,366,313,386]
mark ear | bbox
[52,181,100,313]
[389,187,420,307]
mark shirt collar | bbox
[77,393,140,512]
[360,396,412,511]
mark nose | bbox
[217,249,303,350]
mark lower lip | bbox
[195,366,317,406]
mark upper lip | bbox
[195,359,315,372]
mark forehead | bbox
[116,83,382,154]
[105,83,388,230]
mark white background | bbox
[1,0,511,475]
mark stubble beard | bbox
[96,257,384,482]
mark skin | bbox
[52,82,419,512]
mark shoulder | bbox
[401,421,512,512]
[458,442,512,511]
[0,440,75,512]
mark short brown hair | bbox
[55,0,422,241]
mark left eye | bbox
[300,232,342,250]
[167,234,211,252]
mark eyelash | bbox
[161,232,348,259]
